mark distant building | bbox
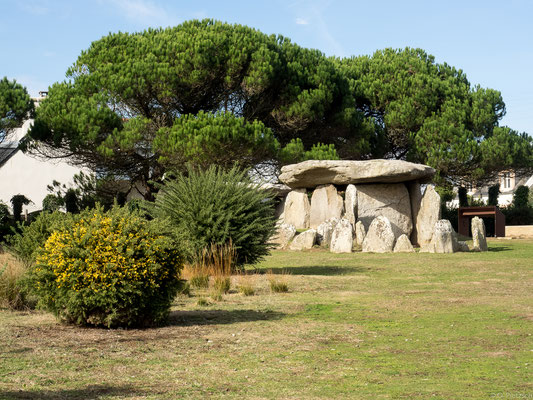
[0,95,85,214]
[449,171,533,207]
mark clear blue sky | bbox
[1,0,532,134]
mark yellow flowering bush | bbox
[30,206,183,327]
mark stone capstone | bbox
[362,216,396,253]
[330,218,354,253]
[270,223,296,249]
[316,218,339,247]
[356,183,413,238]
[344,184,357,226]
[309,184,344,228]
[425,220,457,253]
[414,185,441,247]
[355,220,366,246]
[288,229,316,251]
[393,234,415,253]
[283,189,310,229]
[279,159,436,189]
[471,217,488,252]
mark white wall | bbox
[0,149,83,213]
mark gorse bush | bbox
[152,166,277,267]
[7,211,68,266]
[29,206,183,328]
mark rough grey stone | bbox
[456,241,470,252]
[362,216,395,253]
[279,159,435,189]
[330,218,354,253]
[355,220,366,246]
[393,234,415,253]
[309,184,344,228]
[426,220,456,253]
[283,189,310,229]
[415,185,441,247]
[344,184,357,226]
[471,216,488,252]
[288,229,316,251]
[270,223,296,249]
[356,183,413,238]
[316,218,339,247]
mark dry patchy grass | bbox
[1,240,532,399]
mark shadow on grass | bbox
[488,246,513,252]
[263,265,372,276]
[0,385,143,399]
[168,309,284,326]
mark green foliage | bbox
[458,187,468,207]
[152,166,277,266]
[64,189,79,213]
[338,48,532,183]
[280,138,339,164]
[42,194,64,212]
[26,20,372,193]
[0,77,34,143]
[488,185,500,206]
[6,211,68,267]
[501,206,533,225]
[154,111,279,170]
[10,195,32,221]
[0,201,11,242]
[513,185,529,209]
[28,206,183,328]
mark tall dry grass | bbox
[0,253,31,310]
[182,242,236,293]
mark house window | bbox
[502,173,512,189]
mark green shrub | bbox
[28,206,183,328]
[152,166,277,267]
[513,185,529,209]
[10,194,31,221]
[458,187,468,207]
[488,185,500,206]
[6,211,68,267]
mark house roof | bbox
[0,146,18,168]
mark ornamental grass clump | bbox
[29,206,183,328]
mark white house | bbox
[0,109,85,214]
[448,171,533,208]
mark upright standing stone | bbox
[288,229,317,251]
[309,184,344,228]
[344,184,357,226]
[393,234,415,253]
[362,216,396,253]
[330,218,354,253]
[414,185,441,247]
[283,189,310,229]
[355,220,366,246]
[270,223,296,249]
[316,218,339,247]
[426,219,456,253]
[471,216,488,252]
[356,183,413,238]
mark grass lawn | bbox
[1,239,532,399]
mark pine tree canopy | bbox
[24,21,532,192]
[338,48,532,184]
[0,77,34,143]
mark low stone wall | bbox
[505,225,533,238]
